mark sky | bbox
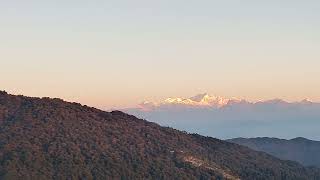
[1,0,320,109]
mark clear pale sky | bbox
[1,0,320,109]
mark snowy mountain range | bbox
[137,93,242,111]
[125,93,320,140]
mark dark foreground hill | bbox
[0,91,320,180]
[228,137,320,168]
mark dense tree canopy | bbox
[0,91,319,180]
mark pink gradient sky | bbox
[1,1,320,109]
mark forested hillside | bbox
[0,91,319,180]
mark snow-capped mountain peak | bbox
[189,93,212,102]
[163,94,224,107]
[133,94,318,111]
[138,93,242,109]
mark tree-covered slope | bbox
[228,137,320,168]
[0,91,319,180]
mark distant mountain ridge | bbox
[228,137,320,168]
[1,91,320,179]
[136,93,318,111]
[125,93,320,140]
[136,93,238,111]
